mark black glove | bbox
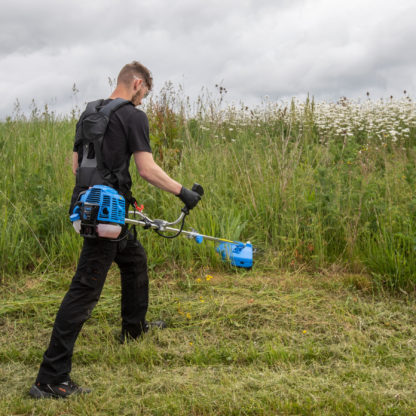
[177,186,201,211]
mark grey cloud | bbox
[1,0,416,117]
[214,0,416,99]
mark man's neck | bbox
[109,86,131,101]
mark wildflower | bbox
[199,296,205,303]
[186,313,191,319]
[189,342,193,346]
[206,275,213,281]
[302,330,307,334]
[196,278,202,283]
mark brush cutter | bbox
[70,184,253,268]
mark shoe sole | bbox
[29,385,61,399]
[148,323,167,329]
[29,384,90,399]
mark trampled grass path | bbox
[1,268,416,415]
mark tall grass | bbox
[1,90,416,290]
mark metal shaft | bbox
[125,217,235,244]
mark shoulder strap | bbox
[85,99,105,115]
[81,98,129,122]
[74,99,104,148]
[99,98,130,117]
[95,98,131,188]
[76,98,131,190]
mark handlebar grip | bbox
[180,183,204,215]
[192,183,204,197]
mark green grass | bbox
[1,268,416,415]
[2,93,416,412]
[2,93,416,289]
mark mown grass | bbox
[1,268,416,415]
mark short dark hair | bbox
[117,61,153,90]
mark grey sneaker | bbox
[29,379,91,399]
[145,320,167,331]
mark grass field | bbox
[2,91,416,288]
[1,267,416,415]
[1,90,416,414]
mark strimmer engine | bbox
[70,185,125,239]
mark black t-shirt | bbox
[73,99,152,193]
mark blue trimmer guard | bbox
[216,242,253,268]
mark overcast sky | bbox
[1,0,415,118]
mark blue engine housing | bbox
[70,185,125,238]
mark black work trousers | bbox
[36,232,148,384]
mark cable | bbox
[155,215,187,239]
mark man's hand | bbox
[177,186,201,211]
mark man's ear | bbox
[133,77,143,91]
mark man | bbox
[29,61,201,399]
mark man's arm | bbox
[133,151,182,195]
[72,152,78,176]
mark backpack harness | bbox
[74,98,140,209]
[71,98,142,239]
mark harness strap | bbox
[77,98,130,189]
[93,98,130,187]
[72,98,141,218]
[97,98,129,116]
